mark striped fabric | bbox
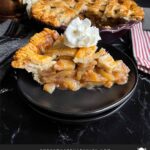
[131,22,150,74]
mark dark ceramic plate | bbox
[100,21,138,32]
[17,43,138,118]
[26,96,131,123]
[99,21,139,42]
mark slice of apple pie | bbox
[11,28,130,94]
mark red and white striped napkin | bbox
[131,22,150,74]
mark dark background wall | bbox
[136,0,150,7]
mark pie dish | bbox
[12,28,130,94]
[30,0,144,28]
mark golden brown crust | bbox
[31,0,144,28]
[31,0,86,27]
[11,28,59,69]
[85,0,144,27]
[45,36,78,57]
[11,28,130,93]
[73,46,97,63]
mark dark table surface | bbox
[0,1,150,144]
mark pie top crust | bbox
[31,0,86,27]
[31,0,144,28]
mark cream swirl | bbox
[64,17,101,48]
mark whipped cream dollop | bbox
[64,17,101,48]
[22,0,38,16]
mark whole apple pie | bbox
[30,0,144,28]
[11,28,130,94]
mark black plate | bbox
[26,95,131,124]
[17,43,138,118]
